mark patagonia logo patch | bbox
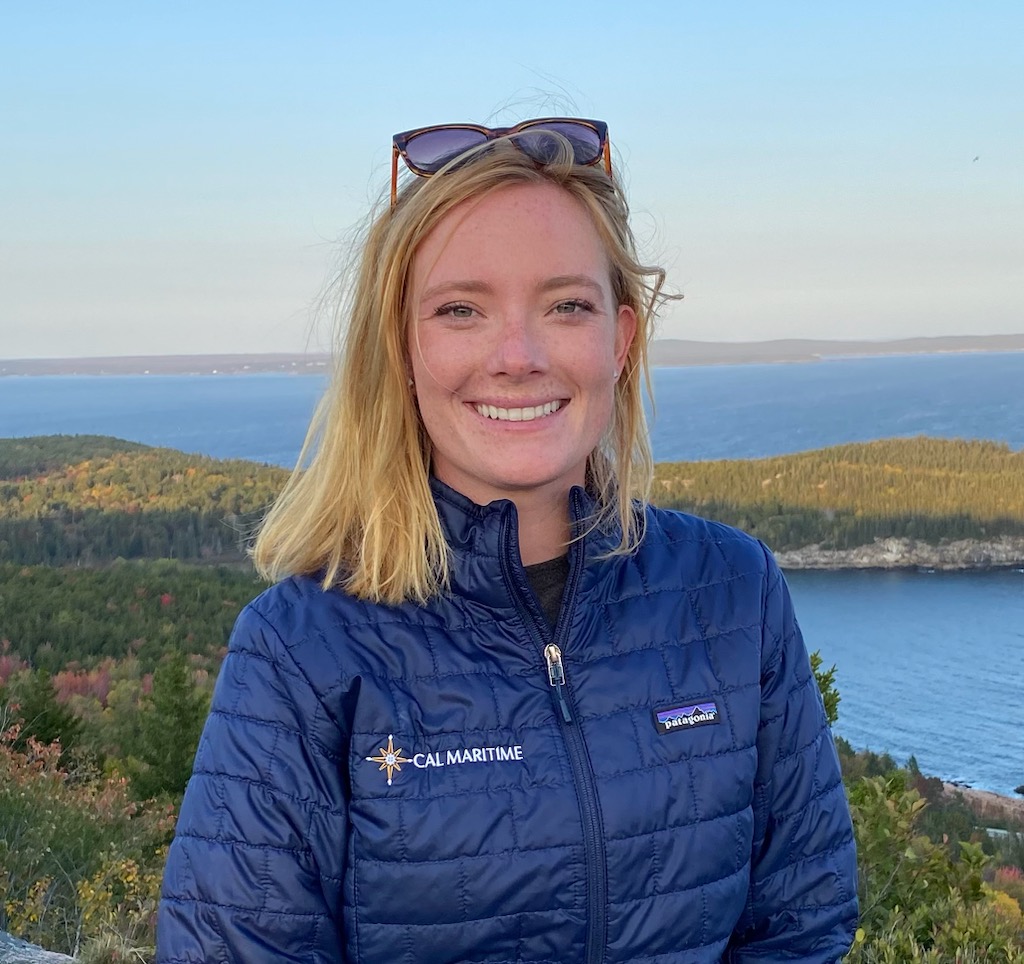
[653,701,720,734]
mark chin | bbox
[485,468,580,495]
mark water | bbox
[0,371,324,468]
[648,352,1024,461]
[2,352,1021,466]
[1,352,1022,793]
[787,569,1024,794]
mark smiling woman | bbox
[157,119,859,964]
[409,182,635,563]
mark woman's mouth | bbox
[473,400,563,422]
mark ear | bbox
[614,304,638,372]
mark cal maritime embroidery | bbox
[652,700,720,735]
[365,734,411,785]
[365,736,527,785]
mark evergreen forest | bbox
[0,435,287,565]
[1,434,1022,961]
[654,436,1024,549]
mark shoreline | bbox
[2,335,1024,376]
[783,562,1024,574]
[774,536,1024,573]
[942,783,1024,828]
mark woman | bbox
[158,118,858,963]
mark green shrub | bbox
[0,720,171,959]
[842,773,1024,959]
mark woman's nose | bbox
[489,316,547,376]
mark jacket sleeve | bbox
[157,602,349,963]
[727,546,859,963]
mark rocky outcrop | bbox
[0,931,73,963]
[942,783,1024,828]
[774,536,1024,571]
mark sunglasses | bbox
[390,117,611,206]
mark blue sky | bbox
[2,1,1021,358]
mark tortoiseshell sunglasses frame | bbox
[390,117,612,206]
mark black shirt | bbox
[523,554,569,629]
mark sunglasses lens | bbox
[394,119,608,200]
[514,122,604,166]
[404,128,489,173]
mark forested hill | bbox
[0,435,151,476]
[2,434,1024,566]
[3,437,1024,964]
[0,435,288,565]
[655,436,1024,552]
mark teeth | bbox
[475,400,562,421]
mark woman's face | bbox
[408,181,636,508]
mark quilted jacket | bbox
[158,481,858,963]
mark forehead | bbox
[412,182,610,285]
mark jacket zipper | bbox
[544,644,573,722]
[500,494,608,964]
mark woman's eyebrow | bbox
[420,280,493,302]
[420,274,603,303]
[538,274,604,294]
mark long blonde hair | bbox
[253,137,668,604]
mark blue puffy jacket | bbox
[158,483,858,962]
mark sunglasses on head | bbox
[390,117,612,206]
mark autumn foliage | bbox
[2,435,1023,960]
[0,718,173,960]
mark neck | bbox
[512,487,573,565]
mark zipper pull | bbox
[544,644,573,723]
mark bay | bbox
[787,569,1024,795]
[2,352,1022,466]
[648,351,1024,461]
[1,351,1022,792]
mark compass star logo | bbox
[365,734,411,786]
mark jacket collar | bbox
[427,476,621,609]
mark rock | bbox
[0,931,74,963]
[773,536,1024,571]
[942,783,1024,828]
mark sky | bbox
[2,1,1022,359]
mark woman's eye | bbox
[554,299,596,315]
[435,303,475,319]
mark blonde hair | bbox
[253,137,668,604]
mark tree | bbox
[2,668,83,762]
[122,652,208,801]
[843,776,1022,961]
[810,650,841,726]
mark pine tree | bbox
[3,667,83,755]
[809,651,842,728]
[124,651,208,800]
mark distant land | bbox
[3,434,1022,571]
[650,334,1024,366]
[2,333,1023,376]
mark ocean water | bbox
[2,352,1022,466]
[787,569,1024,794]
[1,351,1022,792]
[648,351,1024,462]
